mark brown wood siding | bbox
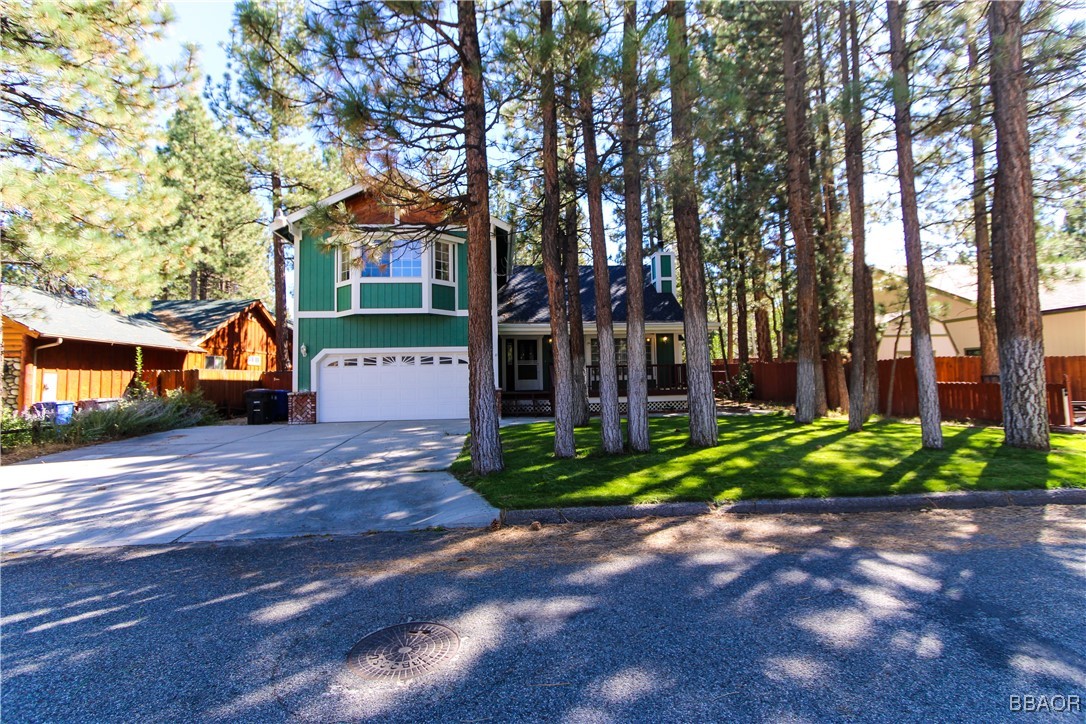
[2,317,35,358]
[189,305,279,371]
[31,340,187,405]
[343,189,461,225]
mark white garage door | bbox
[317,351,470,422]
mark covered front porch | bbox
[496,328,689,416]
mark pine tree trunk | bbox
[814,3,843,414]
[668,1,718,447]
[622,0,650,452]
[754,251,773,361]
[841,0,872,431]
[725,262,734,361]
[988,1,1049,450]
[781,1,824,424]
[770,293,783,361]
[579,68,622,454]
[736,246,749,364]
[271,172,289,373]
[778,214,793,358]
[709,274,728,365]
[562,111,590,427]
[888,0,942,449]
[458,0,504,473]
[540,0,576,458]
[863,263,880,418]
[968,39,999,380]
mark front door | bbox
[514,338,542,391]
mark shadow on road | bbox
[2,506,1084,721]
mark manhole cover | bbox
[346,622,460,682]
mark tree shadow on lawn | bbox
[468,416,1074,509]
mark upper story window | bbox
[433,241,453,282]
[337,246,352,283]
[360,241,423,278]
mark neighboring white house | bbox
[874,261,1086,359]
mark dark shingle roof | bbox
[497,265,684,325]
[140,299,270,346]
[1,286,202,351]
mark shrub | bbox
[715,363,755,403]
[2,391,219,452]
[1,407,37,450]
[62,390,218,444]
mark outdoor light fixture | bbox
[661,336,669,342]
[300,344,308,358]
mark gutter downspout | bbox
[33,337,63,404]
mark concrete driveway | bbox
[0,421,498,551]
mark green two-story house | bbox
[273,182,690,423]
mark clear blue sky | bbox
[148,1,234,92]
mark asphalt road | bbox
[2,506,1084,723]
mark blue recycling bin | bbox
[55,401,74,425]
[30,401,74,424]
[270,390,288,422]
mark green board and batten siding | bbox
[336,285,351,312]
[299,234,335,312]
[361,283,423,309]
[297,315,468,390]
[295,231,472,391]
[457,242,469,309]
[432,284,456,311]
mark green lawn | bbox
[450,414,1086,509]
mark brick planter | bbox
[288,391,316,424]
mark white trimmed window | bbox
[337,246,352,282]
[590,338,653,366]
[433,241,453,282]
[361,241,423,278]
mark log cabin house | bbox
[1,286,201,411]
[2,288,286,412]
[139,299,284,372]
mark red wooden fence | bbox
[712,360,798,403]
[712,355,1084,425]
[1046,356,1086,402]
[260,371,293,391]
[142,369,269,412]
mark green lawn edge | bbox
[450,414,1086,510]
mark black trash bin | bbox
[244,388,275,425]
